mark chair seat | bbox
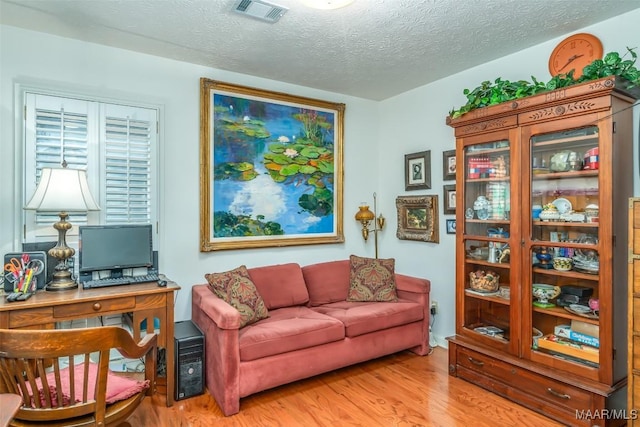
[0,326,157,427]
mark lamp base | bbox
[45,269,77,291]
[45,212,78,291]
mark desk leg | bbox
[165,291,175,407]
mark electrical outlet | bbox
[430,301,438,315]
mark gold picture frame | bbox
[200,79,345,251]
[395,195,439,243]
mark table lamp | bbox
[24,165,100,291]
[355,192,385,258]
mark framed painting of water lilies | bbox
[200,79,345,251]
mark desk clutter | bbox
[3,251,47,294]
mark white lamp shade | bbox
[25,168,100,212]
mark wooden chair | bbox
[0,326,157,427]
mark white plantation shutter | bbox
[24,92,158,243]
[101,105,155,224]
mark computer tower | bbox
[174,320,204,401]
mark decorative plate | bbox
[552,197,572,214]
[564,305,599,319]
[569,304,591,314]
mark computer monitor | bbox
[79,224,153,273]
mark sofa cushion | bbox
[238,306,344,361]
[247,263,309,309]
[311,299,423,337]
[205,266,269,328]
[347,255,398,302]
[302,260,350,306]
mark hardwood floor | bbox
[128,347,563,426]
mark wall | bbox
[377,9,640,345]
[1,8,639,346]
[0,25,379,322]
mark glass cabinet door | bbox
[460,136,515,351]
[526,125,601,378]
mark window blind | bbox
[24,92,158,243]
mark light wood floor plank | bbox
[126,347,563,426]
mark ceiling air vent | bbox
[232,0,288,23]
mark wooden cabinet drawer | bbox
[9,307,54,328]
[457,346,592,412]
[135,293,166,310]
[54,297,135,318]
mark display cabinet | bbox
[447,77,639,426]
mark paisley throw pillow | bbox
[347,255,398,302]
[205,266,268,327]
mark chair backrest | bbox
[0,326,156,426]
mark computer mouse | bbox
[157,279,167,287]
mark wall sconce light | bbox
[355,192,385,258]
[24,163,100,291]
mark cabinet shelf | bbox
[532,305,599,325]
[532,170,598,180]
[465,146,509,156]
[464,219,510,225]
[464,289,510,305]
[532,134,598,147]
[465,259,510,269]
[532,220,599,228]
[531,267,598,281]
[465,177,510,183]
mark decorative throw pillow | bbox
[205,266,269,327]
[347,255,398,302]
[205,265,251,300]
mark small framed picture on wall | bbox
[446,219,456,234]
[404,151,431,191]
[443,184,456,215]
[442,150,456,181]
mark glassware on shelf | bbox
[473,196,490,220]
[465,208,474,219]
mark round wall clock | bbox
[548,33,603,78]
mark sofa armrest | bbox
[192,284,242,330]
[192,284,242,415]
[394,273,431,356]
[395,273,431,296]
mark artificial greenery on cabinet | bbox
[449,48,640,119]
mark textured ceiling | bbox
[2,0,640,100]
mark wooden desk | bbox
[0,281,180,406]
[0,393,21,427]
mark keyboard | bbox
[82,273,160,289]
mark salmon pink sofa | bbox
[191,258,431,416]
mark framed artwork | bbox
[395,195,439,243]
[446,219,457,234]
[443,184,456,215]
[442,149,456,181]
[199,79,345,251]
[404,151,431,191]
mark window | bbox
[23,92,158,245]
